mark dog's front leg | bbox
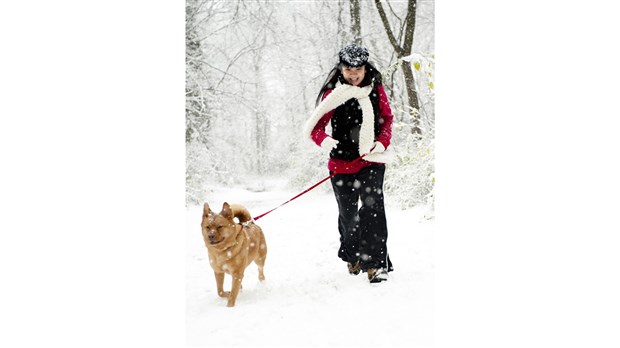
[214,271,229,298]
[227,272,244,307]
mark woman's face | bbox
[341,65,366,86]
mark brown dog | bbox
[201,202,267,307]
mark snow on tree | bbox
[186,0,435,211]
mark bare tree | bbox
[350,0,362,44]
[374,0,421,136]
[186,1,211,144]
[185,0,434,205]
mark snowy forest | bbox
[185,0,435,212]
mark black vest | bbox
[330,87,382,161]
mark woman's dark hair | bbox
[315,61,383,107]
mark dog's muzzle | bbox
[208,231,220,244]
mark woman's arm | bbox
[375,84,393,148]
[310,89,335,146]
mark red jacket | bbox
[310,84,393,174]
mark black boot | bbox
[367,268,388,283]
[347,260,361,275]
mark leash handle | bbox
[253,154,367,221]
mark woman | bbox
[303,44,394,283]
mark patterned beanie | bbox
[339,44,369,67]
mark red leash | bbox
[253,154,367,221]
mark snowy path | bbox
[186,186,434,347]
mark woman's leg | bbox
[357,164,393,272]
[330,173,361,264]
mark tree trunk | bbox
[350,0,362,45]
[374,0,421,136]
[338,0,346,46]
[185,2,209,144]
[401,60,421,134]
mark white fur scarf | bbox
[303,82,375,155]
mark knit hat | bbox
[339,44,369,67]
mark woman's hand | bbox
[321,137,339,151]
[363,141,393,163]
[369,141,385,154]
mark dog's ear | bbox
[221,202,233,221]
[203,203,211,218]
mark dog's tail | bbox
[229,204,253,223]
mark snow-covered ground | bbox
[186,183,434,347]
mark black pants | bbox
[330,164,393,272]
